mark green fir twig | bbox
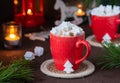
[0,59,34,83]
[98,41,120,69]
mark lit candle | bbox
[75,9,85,17]
[5,26,20,45]
[27,9,33,15]
[3,21,22,49]
[75,4,85,17]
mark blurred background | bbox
[0,0,120,27]
[0,0,56,25]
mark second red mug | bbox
[90,14,120,42]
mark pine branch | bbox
[98,41,120,69]
[0,59,34,83]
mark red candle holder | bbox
[14,0,45,28]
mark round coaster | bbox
[86,35,103,47]
[40,59,95,78]
[86,35,120,47]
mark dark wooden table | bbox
[0,24,120,83]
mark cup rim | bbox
[50,32,85,38]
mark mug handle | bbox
[115,19,120,38]
[75,40,91,64]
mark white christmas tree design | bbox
[102,33,111,43]
[63,60,74,73]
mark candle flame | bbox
[75,9,85,16]
[27,9,33,15]
[78,9,82,13]
[5,33,20,41]
[10,34,16,39]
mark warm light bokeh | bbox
[5,34,20,41]
[14,0,18,5]
[75,9,85,16]
[5,26,20,41]
[27,9,33,15]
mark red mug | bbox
[90,14,120,42]
[50,33,91,71]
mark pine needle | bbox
[98,41,120,69]
[0,59,34,83]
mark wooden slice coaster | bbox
[86,35,120,47]
[40,59,95,78]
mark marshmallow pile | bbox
[91,5,120,16]
[50,21,84,37]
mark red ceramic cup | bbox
[50,32,91,71]
[90,14,120,42]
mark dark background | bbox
[0,0,14,25]
[1,0,120,25]
[0,0,57,25]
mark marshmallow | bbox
[105,5,112,12]
[91,8,99,15]
[24,51,35,60]
[34,46,44,57]
[50,28,56,35]
[98,5,105,12]
[113,5,120,14]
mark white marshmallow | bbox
[91,8,99,15]
[98,5,105,12]
[105,5,112,12]
[50,28,57,35]
[113,6,120,14]
[24,51,35,60]
[34,46,44,57]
